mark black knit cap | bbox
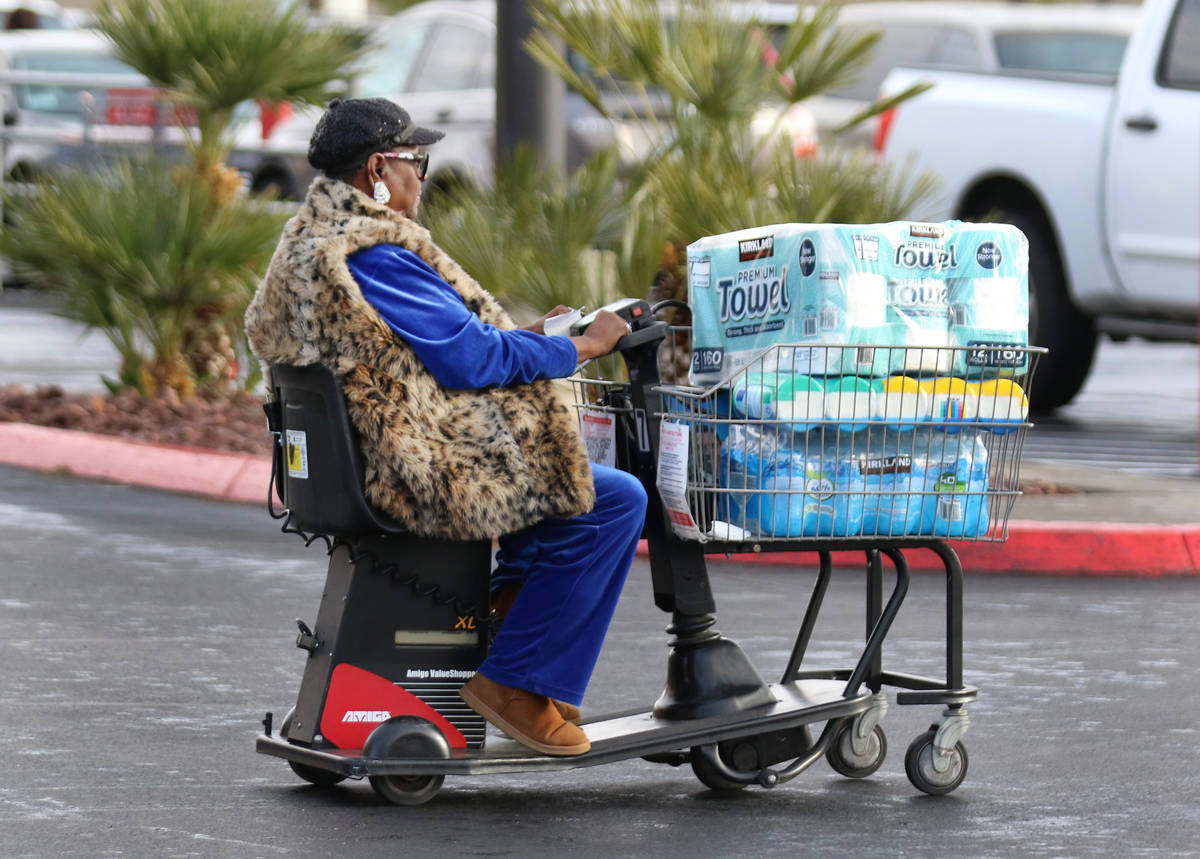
[307,97,445,174]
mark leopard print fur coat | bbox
[245,177,595,539]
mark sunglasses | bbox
[382,151,430,181]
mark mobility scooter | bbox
[254,299,1040,805]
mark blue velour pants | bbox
[478,464,648,706]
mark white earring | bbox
[373,180,391,205]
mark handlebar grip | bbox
[613,320,669,354]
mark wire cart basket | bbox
[571,309,1044,794]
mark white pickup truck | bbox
[877,0,1198,410]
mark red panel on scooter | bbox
[320,663,468,749]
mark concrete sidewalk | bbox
[2,420,1197,576]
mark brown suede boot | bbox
[489,584,581,725]
[554,700,582,724]
[460,673,591,756]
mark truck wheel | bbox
[251,170,294,201]
[1002,210,1097,411]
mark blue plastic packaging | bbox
[757,436,865,537]
[857,430,924,537]
[718,424,789,528]
[914,429,990,537]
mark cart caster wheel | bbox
[827,721,887,779]
[904,728,968,796]
[364,716,450,807]
[689,745,747,793]
[279,708,347,787]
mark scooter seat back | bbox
[268,362,408,537]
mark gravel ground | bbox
[0,384,272,455]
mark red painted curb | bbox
[0,422,272,505]
[2,421,1196,576]
[677,521,1200,577]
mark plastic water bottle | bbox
[718,423,788,531]
[730,372,782,419]
[857,429,922,537]
[758,433,864,537]
[913,429,990,537]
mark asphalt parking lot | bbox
[2,466,1198,858]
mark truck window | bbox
[1160,0,1200,89]
[12,50,137,115]
[408,23,490,92]
[826,24,978,101]
[932,30,980,68]
[358,21,429,98]
[993,32,1129,77]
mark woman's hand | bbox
[570,310,630,361]
[523,305,572,335]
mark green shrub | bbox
[422,147,654,322]
[1,0,367,397]
[0,160,287,397]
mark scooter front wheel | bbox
[826,721,887,779]
[363,715,452,807]
[904,727,968,796]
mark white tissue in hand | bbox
[544,308,582,338]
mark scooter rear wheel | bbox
[279,708,347,787]
[288,760,348,788]
[369,773,446,806]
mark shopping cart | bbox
[570,302,1043,794]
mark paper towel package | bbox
[687,220,1029,386]
[946,224,1030,375]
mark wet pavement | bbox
[0,289,123,393]
[1,466,1198,857]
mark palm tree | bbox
[95,0,367,197]
[1,0,368,397]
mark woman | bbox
[245,98,647,756]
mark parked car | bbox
[0,0,73,29]
[0,29,154,181]
[230,1,586,199]
[795,1,1141,148]
[874,0,1196,410]
[229,0,816,200]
